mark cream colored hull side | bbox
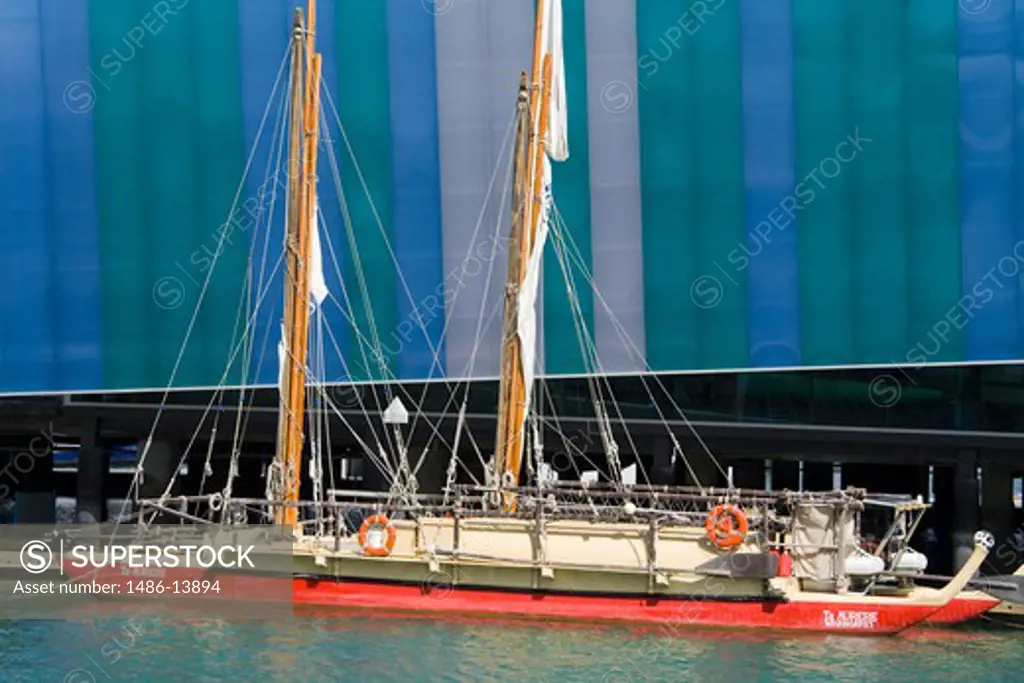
[283,517,961,608]
[293,517,763,598]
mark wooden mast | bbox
[493,74,531,508]
[493,0,553,511]
[276,1,321,527]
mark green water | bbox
[1,618,1023,682]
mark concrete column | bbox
[12,436,56,524]
[953,450,980,572]
[927,464,955,576]
[983,463,1016,574]
[76,445,109,524]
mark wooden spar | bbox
[494,73,531,509]
[274,10,305,525]
[493,0,553,511]
[275,2,321,527]
[305,0,317,68]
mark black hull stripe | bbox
[286,572,789,604]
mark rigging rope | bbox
[128,41,295,530]
[323,77,522,497]
[546,209,623,486]
[551,204,730,486]
[132,27,740,531]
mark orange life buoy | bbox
[358,514,396,557]
[704,504,749,550]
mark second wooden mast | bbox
[493,1,554,511]
[276,2,322,527]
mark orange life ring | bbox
[358,514,396,557]
[705,504,749,550]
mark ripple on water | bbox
[2,617,1023,682]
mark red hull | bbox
[292,577,947,635]
[923,596,999,625]
[63,564,974,634]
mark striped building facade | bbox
[0,0,1022,394]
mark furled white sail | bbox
[518,158,553,414]
[309,204,329,307]
[278,207,329,393]
[541,0,569,162]
[517,0,569,430]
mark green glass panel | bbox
[141,0,201,386]
[92,0,245,389]
[794,0,853,365]
[638,1,746,371]
[795,1,961,366]
[190,0,248,386]
[91,0,152,389]
[336,0,395,381]
[905,0,961,364]
[544,0,593,375]
[848,1,906,363]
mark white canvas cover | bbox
[791,503,858,582]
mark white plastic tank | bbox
[846,548,886,576]
[892,548,928,573]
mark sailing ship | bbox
[89,0,1016,633]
